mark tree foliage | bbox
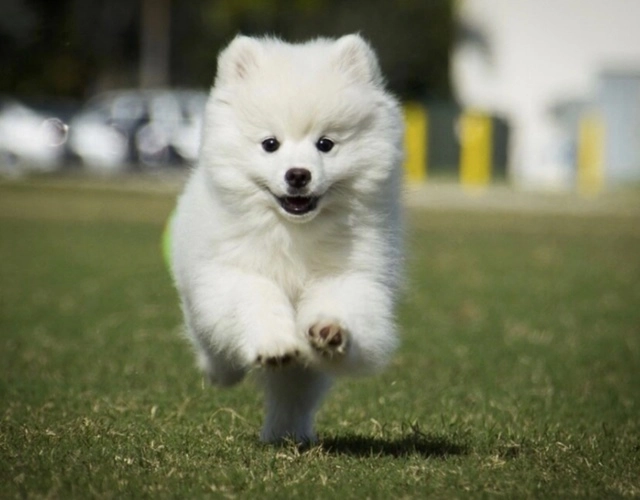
[1,0,455,100]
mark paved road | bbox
[404,183,640,216]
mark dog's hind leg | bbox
[196,348,247,387]
[259,366,332,444]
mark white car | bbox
[0,99,68,176]
[69,89,207,172]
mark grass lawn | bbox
[1,179,639,498]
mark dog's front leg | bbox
[296,274,398,376]
[182,266,312,385]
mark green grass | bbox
[1,180,639,498]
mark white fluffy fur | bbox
[171,34,404,443]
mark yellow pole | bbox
[403,103,428,183]
[459,111,493,188]
[577,112,605,196]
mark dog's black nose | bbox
[285,168,311,189]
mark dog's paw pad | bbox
[308,322,348,357]
[255,350,300,368]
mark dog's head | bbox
[200,34,403,223]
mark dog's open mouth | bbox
[277,195,319,215]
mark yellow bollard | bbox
[459,111,492,189]
[403,103,428,183]
[577,112,604,196]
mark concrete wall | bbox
[453,0,640,189]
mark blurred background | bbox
[1,0,639,195]
[3,3,640,496]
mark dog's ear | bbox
[215,35,263,87]
[332,34,384,87]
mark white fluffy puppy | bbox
[171,34,404,443]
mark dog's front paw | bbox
[254,349,302,369]
[249,330,311,370]
[307,321,349,358]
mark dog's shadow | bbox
[318,431,467,459]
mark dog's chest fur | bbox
[214,213,355,301]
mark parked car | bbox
[0,98,70,176]
[69,89,207,172]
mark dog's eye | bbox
[316,137,334,153]
[261,137,280,153]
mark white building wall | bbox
[452,0,640,188]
